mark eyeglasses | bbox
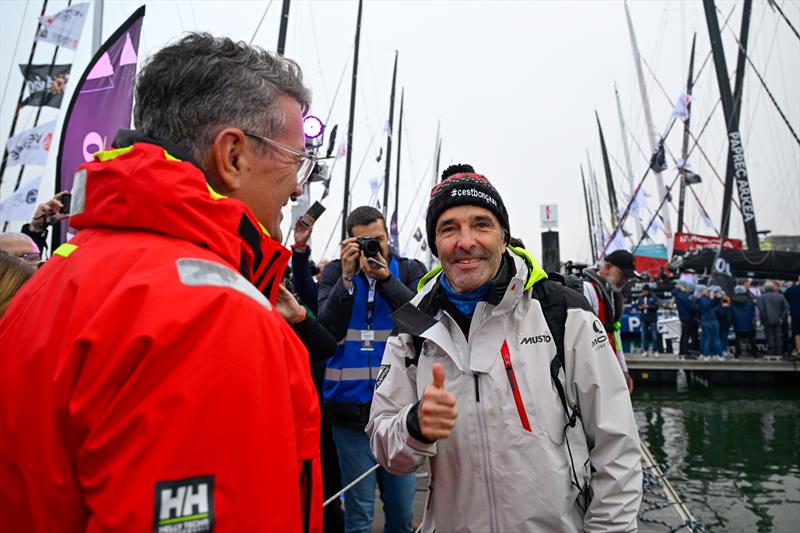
[16,252,41,263]
[244,132,317,188]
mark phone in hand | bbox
[60,193,72,215]
[299,201,326,228]
[367,257,386,270]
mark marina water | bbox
[634,386,800,532]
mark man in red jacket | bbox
[0,33,322,532]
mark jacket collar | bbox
[69,131,290,304]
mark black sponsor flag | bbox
[649,137,668,173]
[20,64,71,108]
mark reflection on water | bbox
[633,387,800,533]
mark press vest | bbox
[323,257,400,405]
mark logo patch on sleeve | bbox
[375,364,391,389]
[153,476,214,533]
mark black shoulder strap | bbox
[531,279,579,428]
[398,256,408,284]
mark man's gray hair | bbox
[134,32,311,164]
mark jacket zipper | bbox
[474,373,499,532]
[500,340,532,432]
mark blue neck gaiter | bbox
[441,275,490,318]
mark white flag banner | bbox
[0,176,42,224]
[699,211,716,230]
[605,231,627,254]
[646,217,663,239]
[5,121,56,167]
[672,92,693,121]
[369,175,382,196]
[35,3,90,50]
[621,187,650,217]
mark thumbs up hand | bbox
[418,363,458,441]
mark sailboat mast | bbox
[276,0,291,56]
[580,165,597,261]
[702,0,759,249]
[595,111,618,230]
[341,0,363,240]
[92,0,103,54]
[394,88,404,216]
[0,0,49,191]
[586,150,604,262]
[677,33,696,235]
[613,82,643,241]
[382,51,398,217]
[624,0,673,246]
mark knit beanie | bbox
[425,164,510,257]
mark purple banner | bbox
[55,6,144,248]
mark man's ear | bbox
[206,128,249,193]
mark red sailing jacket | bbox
[0,141,322,532]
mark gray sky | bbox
[1,0,798,264]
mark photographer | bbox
[20,191,71,253]
[317,205,426,533]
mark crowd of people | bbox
[0,32,793,533]
[669,276,799,360]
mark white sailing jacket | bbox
[367,249,642,532]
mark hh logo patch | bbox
[375,364,391,389]
[153,476,214,533]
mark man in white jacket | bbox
[367,164,642,532]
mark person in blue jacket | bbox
[713,287,733,357]
[697,285,722,357]
[672,280,694,356]
[731,285,756,358]
[638,285,660,355]
[317,205,427,533]
[785,275,800,357]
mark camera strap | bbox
[360,278,378,351]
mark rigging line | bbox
[718,7,800,146]
[321,129,380,258]
[172,0,186,31]
[634,174,681,250]
[187,0,198,28]
[249,0,274,45]
[324,43,353,127]
[692,3,738,86]
[639,56,743,213]
[770,0,800,39]
[0,0,31,113]
[687,179,720,236]
[400,155,435,251]
[604,116,678,254]
[306,1,330,106]
[745,3,780,140]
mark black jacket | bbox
[290,245,318,315]
[317,252,427,341]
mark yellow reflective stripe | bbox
[93,145,133,162]
[507,245,548,290]
[163,150,181,162]
[204,185,270,237]
[207,184,227,201]
[54,243,78,258]
[417,265,441,292]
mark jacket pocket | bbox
[500,340,531,432]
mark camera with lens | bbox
[356,236,381,258]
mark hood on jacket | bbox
[417,244,547,294]
[68,132,290,304]
[732,293,752,305]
